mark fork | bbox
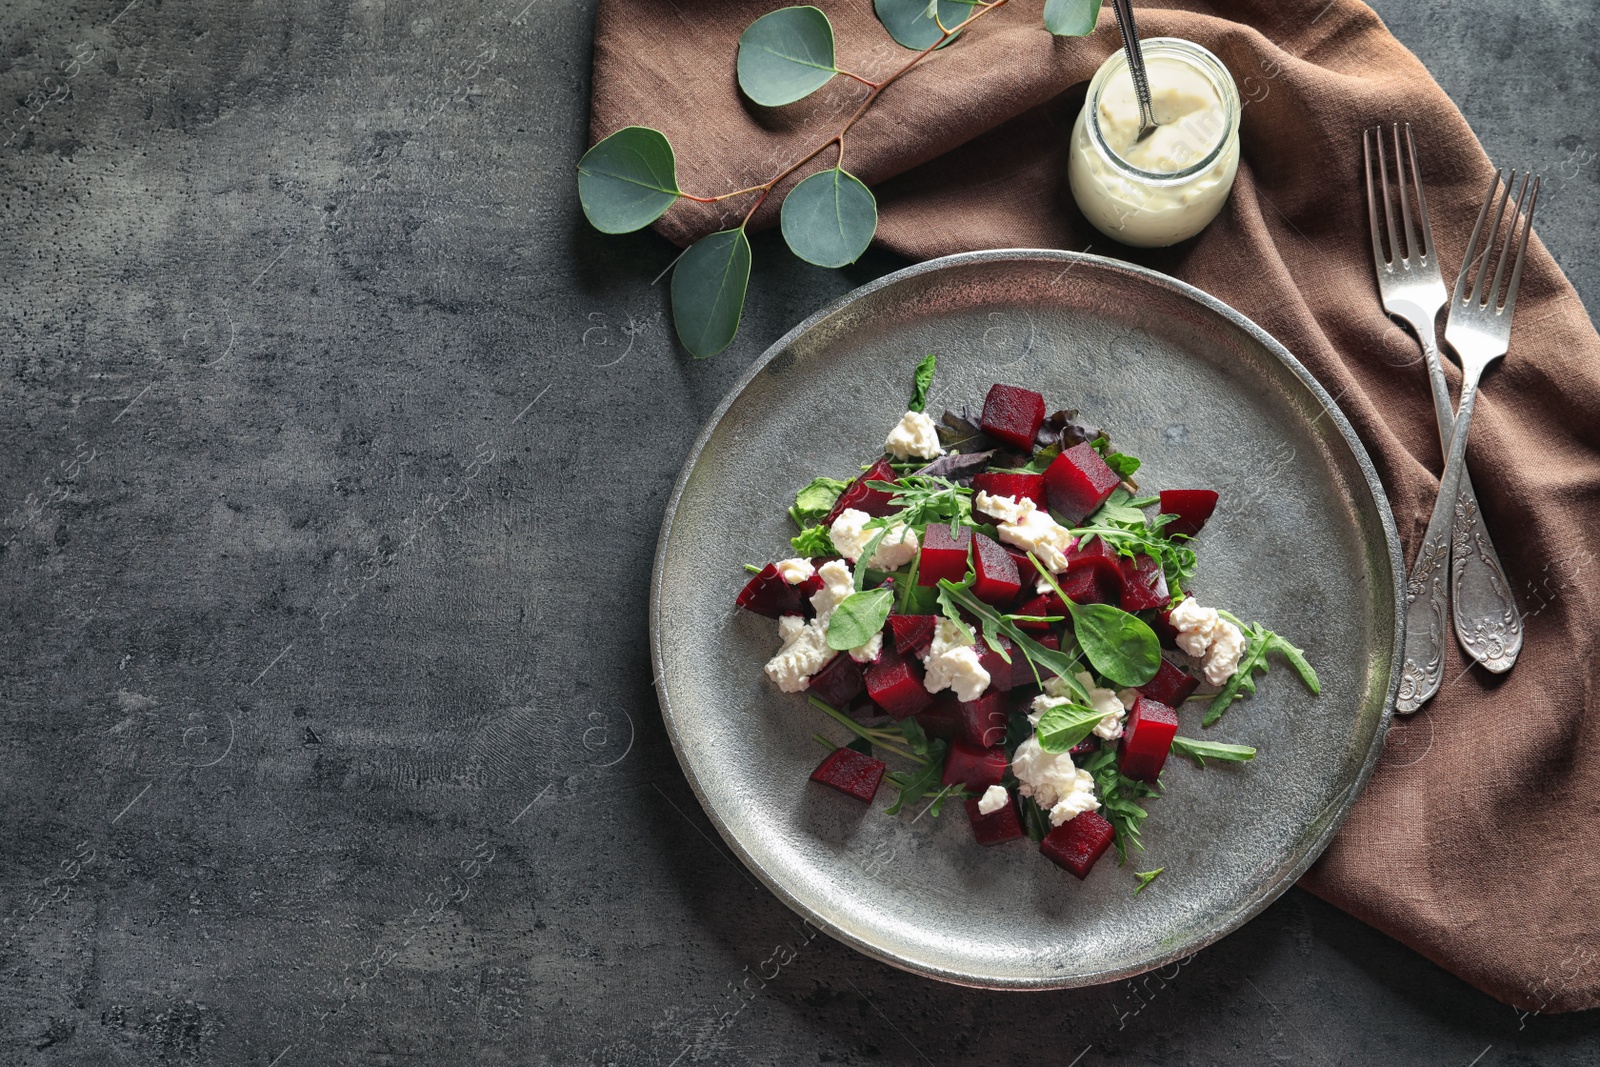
[1395,167,1540,713]
[1365,125,1523,695]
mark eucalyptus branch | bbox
[577,0,1105,356]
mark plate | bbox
[650,249,1402,989]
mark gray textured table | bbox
[2,2,1596,1064]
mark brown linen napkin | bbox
[591,0,1600,1013]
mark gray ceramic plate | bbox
[651,249,1403,989]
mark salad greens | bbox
[1203,611,1320,726]
[1170,736,1257,768]
[908,352,937,413]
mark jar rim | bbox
[1085,37,1240,184]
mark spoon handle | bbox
[1110,0,1157,136]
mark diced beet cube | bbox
[1041,810,1116,879]
[890,614,937,659]
[1069,736,1100,758]
[1008,631,1060,688]
[1005,548,1038,580]
[971,533,1022,606]
[808,652,863,708]
[1118,553,1171,612]
[917,524,972,586]
[1137,659,1200,708]
[1065,537,1122,583]
[965,794,1024,845]
[735,564,823,618]
[810,747,887,803]
[957,691,1009,748]
[864,646,932,719]
[1118,695,1179,782]
[1045,443,1121,522]
[824,458,900,524]
[980,384,1047,452]
[972,471,1047,510]
[974,633,1015,692]
[915,695,963,742]
[1009,593,1063,634]
[1159,489,1219,538]
[1058,566,1115,605]
[1149,608,1180,650]
[940,740,1008,790]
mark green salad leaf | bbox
[1033,701,1107,754]
[909,353,937,413]
[1170,736,1257,768]
[1031,560,1160,687]
[826,587,893,650]
[788,476,850,528]
[790,524,837,557]
[1083,746,1161,863]
[1134,868,1164,894]
[1203,612,1320,726]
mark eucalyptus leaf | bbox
[737,6,839,107]
[1043,0,1103,37]
[671,228,752,358]
[874,0,973,50]
[826,587,894,650]
[576,126,681,234]
[780,167,878,267]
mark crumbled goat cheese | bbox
[974,493,1075,572]
[763,559,877,691]
[921,618,991,703]
[976,784,1010,816]
[1011,736,1101,827]
[883,409,944,461]
[774,557,816,584]
[828,509,920,570]
[1168,596,1247,685]
[1076,671,1128,740]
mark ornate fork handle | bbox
[1452,489,1522,670]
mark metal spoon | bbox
[1109,0,1158,142]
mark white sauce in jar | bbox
[1068,39,1241,248]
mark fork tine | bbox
[1472,171,1516,308]
[1363,129,1387,270]
[1376,127,1401,265]
[1486,172,1530,311]
[1499,175,1540,317]
[1454,169,1501,306]
[1391,124,1415,260]
[1403,123,1435,262]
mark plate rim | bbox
[649,247,1404,990]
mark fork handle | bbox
[1417,330,1523,673]
[1397,371,1482,714]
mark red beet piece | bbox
[1044,443,1120,522]
[971,533,1022,606]
[975,633,1016,692]
[1069,736,1100,758]
[890,614,937,659]
[1149,608,1180,650]
[735,564,823,618]
[1065,537,1123,583]
[1010,592,1065,633]
[940,740,1009,790]
[980,384,1047,452]
[917,524,972,586]
[824,458,900,524]
[957,691,1009,748]
[808,652,863,708]
[972,471,1047,510]
[810,747,887,803]
[1159,489,1219,538]
[864,646,932,719]
[1041,810,1116,879]
[1137,659,1199,708]
[965,794,1024,845]
[915,695,963,743]
[1058,567,1116,605]
[1118,553,1171,612]
[1119,695,1179,782]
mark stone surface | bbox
[0,1,1595,1064]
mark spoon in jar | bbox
[1109,0,1159,142]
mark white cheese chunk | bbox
[974,493,1074,572]
[1011,736,1100,827]
[774,557,816,584]
[883,409,944,461]
[1168,596,1247,685]
[828,509,920,570]
[976,784,1010,816]
[921,618,991,702]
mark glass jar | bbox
[1067,38,1241,248]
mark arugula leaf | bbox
[1104,452,1141,480]
[883,719,964,817]
[1134,868,1164,894]
[852,526,891,591]
[743,563,764,574]
[936,580,1092,701]
[933,572,978,646]
[1083,747,1160,863]
[1090,487,1148,526]
[908,353,937,413]
[1170,736,1257,768]
[1031,560,1160,687]
[788,477,851,528]
[869,474,973,529]
[1202,612,1320,727]
[1069,517,1198,595]
[826,588,893,650]
[790,524,837,557]
[1033,701,1106,754]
